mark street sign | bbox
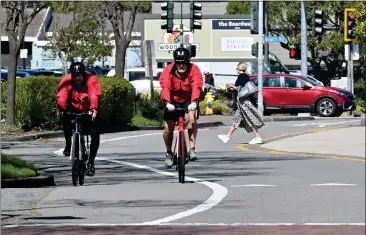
[20,49,28,59]
[264,36,286,43]
[344,44,359,61]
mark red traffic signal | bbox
[344,8,357,42]
[289,48,301,60]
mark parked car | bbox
[1,71,31,81]
[17,69,63,77]
[249,74,356,117]
[107,67,164,96]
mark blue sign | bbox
[212,19,251,30]
[264,36,286,43]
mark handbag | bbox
[237,81,258,100]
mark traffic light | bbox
[314,9,323,36]
[251,43,258,57]
[187,45,197,58]
[190,1,202,32]
[344,8,357,42]
[161,1,174,33]
[250,1,265,35]
[289,48,301,60]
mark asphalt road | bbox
[1,118,365,234]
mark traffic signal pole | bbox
[257,0,264,117]
[180,0,184,47]
[301,0,308,78]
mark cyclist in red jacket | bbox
[159,47,203,167]
[56,62,102,176]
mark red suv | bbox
[249,74,356,117]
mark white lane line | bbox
[51,130,228,225]
[53,132,162,156]
[53,129,210,156]
[310,183,358,186]
[4,222,365,228]
[231,184,278,187]
[96,157,228,225]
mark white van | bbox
[107,67,164,95]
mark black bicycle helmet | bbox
[173,47,190,63]
[69,62,86,76]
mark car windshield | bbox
[128,71,161,81]
[301,75,323,86]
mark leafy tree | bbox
[354,1,366,65]
[45,1,113,73]
[2,1,46,125]
[102,1,151,77]
[226,1,250,15]
[226,1,356,80]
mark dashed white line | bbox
[310,183,358,186]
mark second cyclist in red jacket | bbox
[159,47,203,168]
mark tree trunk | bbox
[115,38,126,77]
[5,39,20,126]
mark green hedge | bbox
[354,81,366,112]
[1,76,135,132]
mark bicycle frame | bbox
[66,112,90,161]
[173,108,188,161]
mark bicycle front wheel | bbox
[78,135,86,186]
[71,133,80,186]
[178,131,186,183]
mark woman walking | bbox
[218,63,265,144]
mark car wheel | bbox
[316,98,336,117]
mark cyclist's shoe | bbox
[86,163,95,177]
[63,142,71,157]
[165,151,174,168]
[189,148,197,161]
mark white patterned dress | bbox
[232,98,265,133]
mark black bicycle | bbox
[65,112,91,186]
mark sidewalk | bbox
[261,126,365,158]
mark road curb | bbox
[1,174,55,188]
[1,131,64,142]
[0,117,315,142]
[263,116,315,122]
[360,118,365,126]
[1,122,226,142]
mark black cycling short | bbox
[163,101,191,122]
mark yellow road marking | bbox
[237,126,365,163]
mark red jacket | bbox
[56,71,102,114]
[159,62,203,103]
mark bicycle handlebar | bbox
[173,105,200,120]
[64,112,91,116]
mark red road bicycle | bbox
[172,105,199,184]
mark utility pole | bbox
[301,0,308,77]
[264,2,269,66]
[257,0,264,117]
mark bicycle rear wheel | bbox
[178,131,186,183]
[71,133,80,186]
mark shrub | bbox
[135,90,165,122]
[199,100,230,115]
[1,76,135,131]
[1,76,60,131]
[98,76,135,129]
